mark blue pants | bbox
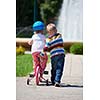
[51,54,65,84]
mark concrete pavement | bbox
[16,54,83,100]
[45,54,83,85]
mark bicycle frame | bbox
[35,66,40,85]
[27,52,48,85]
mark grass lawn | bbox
[16,54,33,77]
[16,54,50,77]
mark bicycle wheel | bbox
[27,78,30,85]
[35,66,40,85]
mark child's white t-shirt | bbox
[31,33,46,53]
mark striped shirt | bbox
[44,33,65,58]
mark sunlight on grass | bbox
[16,54,50,77]
[16,54,33,76]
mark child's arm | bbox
[28,39,33,45]
[43,46,49,52]
[43,39,50,52]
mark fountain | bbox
[57,0,83,42]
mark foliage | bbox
[16,0,34,27]
[16,54,33,76]
[16,0,63,38]
[70,43,83,55]
[16,46,25,55]
[64,49,68,54]
[16,0,63,27]
[64,46,70,53]
[40,0,63,24]
[16,32,33,38]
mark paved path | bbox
[45,54,83,85]
[16,54,83,100]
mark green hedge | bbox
[70,43,83,55]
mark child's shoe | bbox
[54,82,60,87]
[29,73,35,78]
[39,77,43,82]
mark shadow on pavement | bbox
[60,83,83,88]
[26,79,83,88]
[37,82,83,88]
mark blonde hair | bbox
[46,23,57,31]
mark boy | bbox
[44,23,65,87]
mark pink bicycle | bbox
[27,52,48,85]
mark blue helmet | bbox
[32,21,45,31]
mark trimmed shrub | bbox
[64,46,70,53]
[70,43,83,55]
[16,46,25,55]
[64,49,68,54]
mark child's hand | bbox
[28,40,33,45]
[39,52,46,60]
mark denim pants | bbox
[51,54,65,84]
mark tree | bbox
[16,0,63,37]
[40,0,63,24]
[16,0,63,27]
[16,0,34,27]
